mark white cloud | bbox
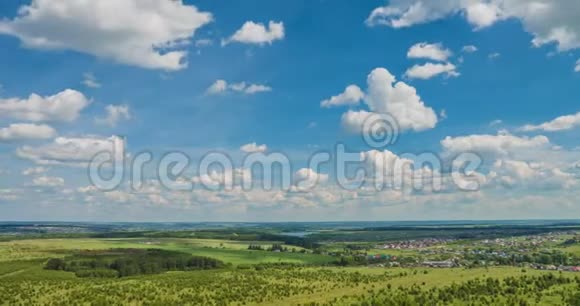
[358,149,449,193]
[491,159,576,190]
[462,45,478,53]
[22,166,48,176]
[488,52,501,59]
[95,105,131,127]
[17,135,125,167]
[364,68,438,131]
[341,110,372,133]
[440,132,577,178]
[82,73,101,88]
[0,0,212,70]
[192,168,252,190]
[5,151,580,220]
[224,21,284,45]
[441,133,550,158]
[0,123,56,141]
[206,80,228,95]
[77,185,99,194]
[320,85,364,108]
[519,112,580,132]
[366,2,446,28]
[32,176,64,187]
[335,68,438,132]
[404,62,459,80]
[206,80,271,95]
[0,89,90,122]
[407,42,452,61]
[240,142,267,153]
[404,43,460,80]
[575,59,580,72]
[243,84,272,94]
[361,149,413,176]
[465,2,503,29]
[228,82,246,92]
[292,168,329,191]
[366,0,580,52]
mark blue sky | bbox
[0,0,579,222]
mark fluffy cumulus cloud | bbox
[320,85,364,108]
[440,132,578,192]
[358,149,450,193]
[519,111,580,132]
[9,141,579,220]
[364,68,438,131]
[366,0,580,52]
[405,62,459,79]
[341,110,412,137]
[240,142,267,153]
[16,135,125,167]
[442,132,577,191]
[0,0,212,70]
[224,21,284,45]
[95,105,131,127]
[0,123,56,141]
[353,133,578,195]
[576,59,580,72]
[0,89,90,122]
[407,42,452,61]
[465,2,503,29]
[341,110,373,133]
[405,42,459,79]
[329,68,438,133]
[206,80,272,95]
[292,168,329,191]
[490,159,577,190]
[360,149,413,179]
[441,133,550,158]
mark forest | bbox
[44,249,225,277]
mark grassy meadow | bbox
[1,258,577,305]
[0,237,331,266]
[0,222,579,305]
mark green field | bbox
[0,238,332,265]
[1,259,577,305]
[0,224,578,305]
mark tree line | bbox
[45,249,225,278]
